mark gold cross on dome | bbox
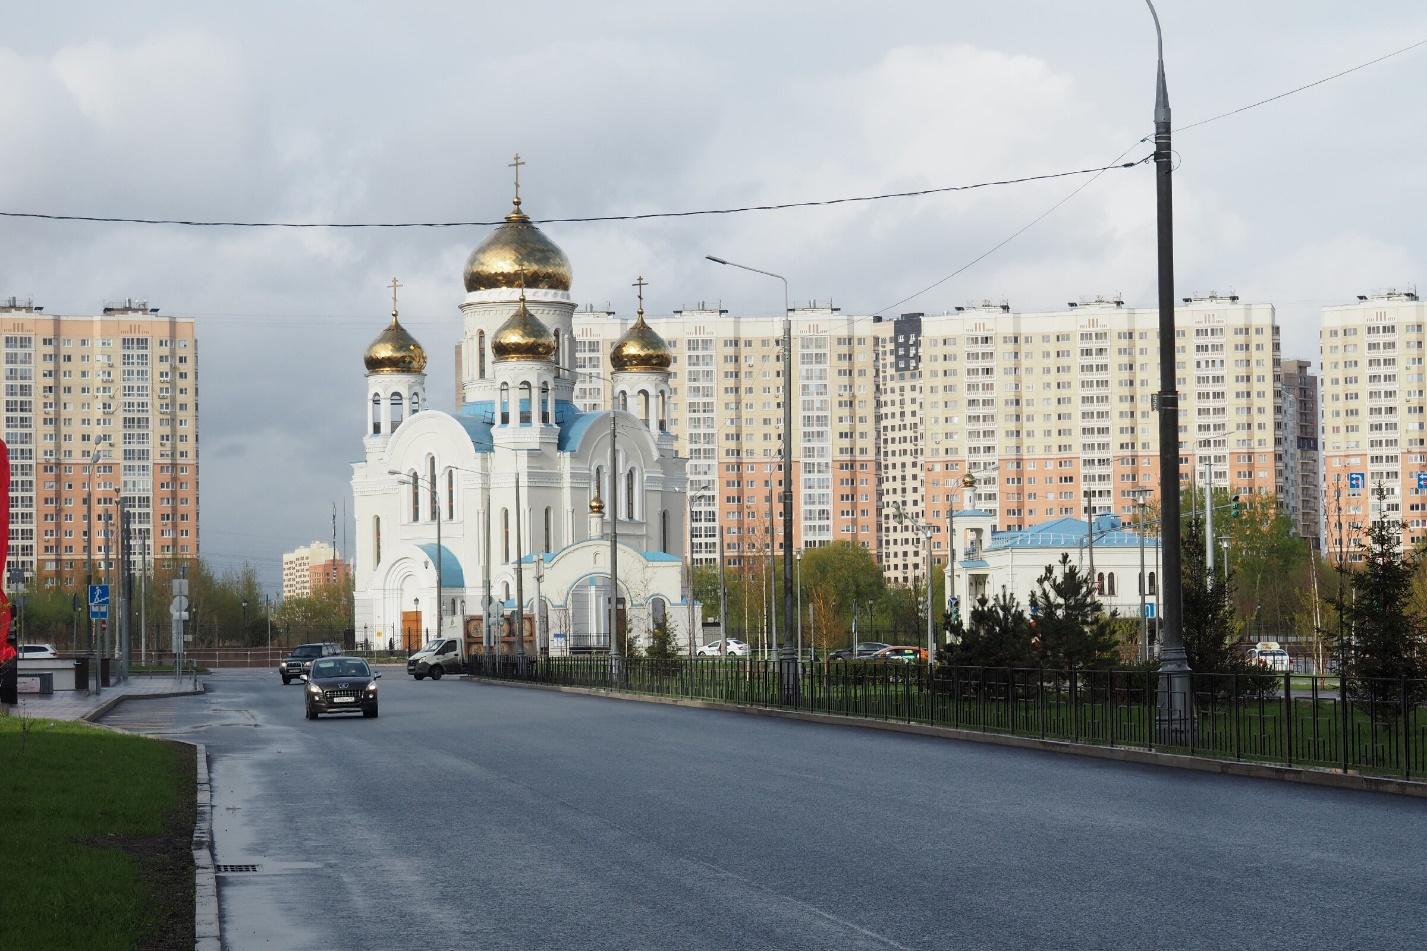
[509,152,526,205]
[632,275,648,316]
[388,276,402,315]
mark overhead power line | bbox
[0,160,1146,229]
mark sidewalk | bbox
[7,673,204,722]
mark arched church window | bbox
[1107,572,1117,596]
[427,457,437,520]
[411,392,420,416]
[519,382,532,425]
[499,383,510,424]
[553,329,562,370]
[390,392,404,430]
[544,506,552,553]
[660,510,668,553]
[1096,571,1105,596]
[658,392,667,432]
[373,515,381,565]
[617,392,628,412]
[1148,571,1157,595]
[639,390,650,426]
[625,468,636,520]
[650,597,667,628]
[502,508,510,563]
[540,382,550,424]
[370,393,381,435]
[477,330,486,379]
[446,470,455,521]
[410,470,420,522]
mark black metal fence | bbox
[468,655,1427,781]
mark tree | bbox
[800,542,885,647]
[1179,515,1243,673]
[1224,493,1311,641]
[644,617,678,660]
[1028,555,1119,668]
[938,591,1034,668]
[1333,485,1427,710]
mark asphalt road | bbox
[104,669,1425,951]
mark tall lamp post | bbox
[706,254,798,703]
[390,469,441,652]
[85,438,110,695]
[892,500,936,663]
[1145,0,1191,735]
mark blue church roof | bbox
[454,401,495,452]
[952,509,995,519]
[986,516,1157,552]
[456,398,605,454]
[416,544,465,586]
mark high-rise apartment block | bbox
[1319,288,1425,556]
[561,293,1311,587]
[1,297,199,587]
[282,540,338,600]
[1280,359,1322,548]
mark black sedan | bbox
[827,641,891,661]
[302,657,380,719]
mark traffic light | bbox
[1230,494,1241,518]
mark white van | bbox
[1248,641,1292,672]
[406,638,464,680]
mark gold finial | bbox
[509,152,526,209]
[632,275,648,321]
[387,276,402,318]
[590,483,605,515]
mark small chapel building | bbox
[351,177,693,658]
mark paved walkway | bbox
[9,672,204,721]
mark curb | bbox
[192,742,220,951]
[469,677,1427,800]
[81,683,207,723]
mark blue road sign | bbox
[1417,473,1427,491]
[88,583,110,620]
[1144,603,1157,619]
[1348,472,1366,490]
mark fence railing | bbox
[468,655,1426,781]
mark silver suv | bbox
[280,642,341,684]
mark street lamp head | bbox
[705,255,729,265]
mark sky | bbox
[1,1,1423,595]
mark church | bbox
[351,170,693,658]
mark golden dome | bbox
[463,203,572,293]
[492,290,556,362]
[610,310,671,373]
[960,472,978,489]
[589,490,605,515]
[364,313,427,375]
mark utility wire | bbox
[0,161,1143,229]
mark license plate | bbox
[332,696,356,704]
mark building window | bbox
[446,470,455,521]
[540,382,551,424]
[544,506,552,553]
[410,471,419,522]
[502,508,510,562]
[625,468,636,520]
[478,331,486,379]
[427,456,437,520]
[411,392,421,415]
[639,390,651,426]
[373,515,381,565]
[660,510,668,552]
[390,392,404,430]
[371,393,381,435]
[499,383,510,424]
[519,382,532,425]
[1106,572,1116,596]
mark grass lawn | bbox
[0,715,195,951]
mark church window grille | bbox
[477,331,486,379]
[370,394,381,435]
[446,470,454,521]
[519,382,532,425]
[499,383,510,424]
[540,382,550,424]
[390,392,404,430]
[502,508,510,562]
[410,471,419,522]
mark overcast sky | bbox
[1,1,1423,594]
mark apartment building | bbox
[282,540,338,599]
[1319,288,1426,556]
[1,297,199,587]
[875,314,929,584]
[572,305,885,567]
[1280,359,1322,548]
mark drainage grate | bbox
[215,864,261,874]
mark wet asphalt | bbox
[102,669,1425,951]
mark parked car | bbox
[18,643,60,660]
[869,646,929,663]
[302,656,380,719]
[827,642,891,661]
[1248,641,1292,672]
[280,642,341,684]
[408,638,465,680]
[697,638,750,657]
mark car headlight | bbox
[307,683,322,696]
[365,682,378,692]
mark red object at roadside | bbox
[0,437,12,668]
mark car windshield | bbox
[420,642,444,653]
[311,659,370,678]
[292,645,324,658]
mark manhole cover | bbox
[215,864,261,873]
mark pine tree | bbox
[1179,515,1243,673]
[938,591,1033,667]
[1028,554,1119,668]
[1334,485,1427,711]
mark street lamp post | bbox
[1145,0,1192,737]
[795,550,803,660]
[389,470,441,654]
[86,440,110,695]
[707,254,797,703]
[892,500,936,663]
[241,599,248,643]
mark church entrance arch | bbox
[568,573,627,653]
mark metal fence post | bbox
[1284,670,1293,768]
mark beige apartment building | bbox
[569,305,884,567]
[1,297,199,588]
[1320,288,1425,557]
[282,540,338,600]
